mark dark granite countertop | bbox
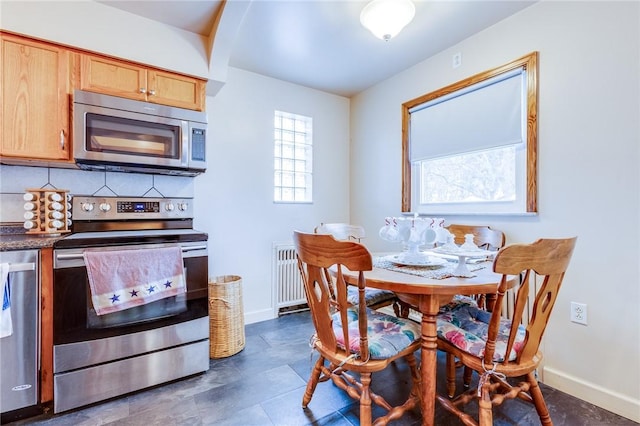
[0,224,67,251]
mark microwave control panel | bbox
[191,128,206,162]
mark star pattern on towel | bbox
[164,280,172,288]
[110,294,120,304]
[130,289,139,297]
[147,285,156,293]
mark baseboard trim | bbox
[244,308,276,325]
[543,366,640,423]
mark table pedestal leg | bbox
[419,295,441,426]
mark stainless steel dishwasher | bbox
[0,249,41,423]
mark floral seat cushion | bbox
[439,294,479,311]
[436,302,526,362]
[330,308,420,359]
[347,286,396,307]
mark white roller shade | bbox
[410,68,525,161]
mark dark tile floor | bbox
[10,311,639,426]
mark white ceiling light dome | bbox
[360,0,416,41]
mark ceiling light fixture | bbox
[360,0,416,41]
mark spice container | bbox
[23,189,72,236]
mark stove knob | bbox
[165,203,175,212]
[99,203,112,212]
[178,202,189,211]
[81,203,94,212]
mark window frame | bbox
[401,52,538,214]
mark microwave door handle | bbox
[182,121,189,168]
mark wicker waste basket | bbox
[208,275,245,358]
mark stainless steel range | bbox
[52,196,209,413]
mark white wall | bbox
[194,67,350,323]
[350,1,640,421]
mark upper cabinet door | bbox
[80,54,205,111]
[1,35,71,161]
[80,55,147,101]
[148,70,205,111]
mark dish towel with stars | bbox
[84,245,186,316]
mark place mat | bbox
[373,257,488,279]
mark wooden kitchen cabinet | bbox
[80,54,206,111]
[1,34,72,162]
[40,247,54,404]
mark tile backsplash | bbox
[0,164,194,223]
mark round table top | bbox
[336,259,516,296]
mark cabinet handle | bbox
[60,130,66,150]
[148,89,156,96]
[140,88,147,94]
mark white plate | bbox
[382,254,448,267]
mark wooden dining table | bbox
[337,255,517,426]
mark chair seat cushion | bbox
[331,308,420,359]
[347,286,396,307]
[439,294,479,311]
[436,302,526,362]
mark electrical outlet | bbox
[570,302,587,325]
[452,52,462,68]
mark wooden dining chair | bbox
[315,223,401,316]
[428,224,507,396]
[435,237,577,426]
[315,222,366,242]
[293,231,422,426]
[446,224,506,251]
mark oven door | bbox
[53,241,208,345]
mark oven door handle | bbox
[5,262,36,273]
[56,245,208,261]
[181,245,207,253]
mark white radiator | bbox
[272,243,306,312]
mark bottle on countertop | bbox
[24,211,38,221]
[23,220,38,230]
[48,220,64,229]
[48,211,64,220]
[24,202,38,211]
[48,193,63,202]
[49,201,64,211]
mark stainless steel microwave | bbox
[73,90,207,176]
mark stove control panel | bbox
[117,200,160,213]
[73,197,193,220]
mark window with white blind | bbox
[402,52,538,215]
[274,111,313,203]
